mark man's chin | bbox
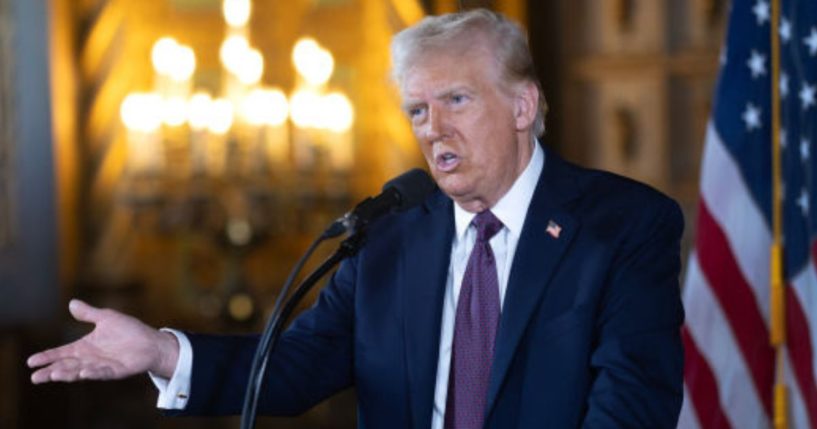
[436,178,468,199]
[437,183,486,210]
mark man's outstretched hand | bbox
[27,299,180,383]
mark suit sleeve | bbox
[582,197,685,429]
[173,254,359,417]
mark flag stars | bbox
[780,72,790,99]
[805,27,817,56]
[742,103,762,131]
[801,139,811,161]
[800,82,816,110]
[779,17,792,43]
[747,50,767,78]
[780,129,787,149]
[752,0,770,26]
[798,189,810,216]
[720,46,728,66]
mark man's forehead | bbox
[400,71,469,102]
[399,53,496,99]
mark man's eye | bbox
[409,107,425,118]
[450,94,468,105]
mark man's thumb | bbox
[68,299,102,323]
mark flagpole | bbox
[769,0,787,427]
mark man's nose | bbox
[424,106,447,141]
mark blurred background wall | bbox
[0,0,726,427]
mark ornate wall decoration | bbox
[0,0,15,249]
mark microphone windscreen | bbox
[382,168,436,211]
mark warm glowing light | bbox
[321,92,354,132]
[170,45,196,82]
[151,37,179,76]
[162,96,188,127]
[289,89,323,129]
[208,98,234,134]
[121,93,163,132]
[235,48,264,85]
[223,0,251,28]
[219,36,263,84]
[152,37,196,81]
[292,37,334,86]
[228,293,254,321]
[241,88,289,126]
[220,35,250,74]
[264,89,290,126]
[187,92,213,130]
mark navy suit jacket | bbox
[179,146,685,428]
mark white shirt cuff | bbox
[149,328,193,410]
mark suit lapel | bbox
[485,149,582,415]
[401,191,454,429]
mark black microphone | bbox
[325,168,436,237]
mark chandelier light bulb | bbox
[121,92,163,133]
[292,37,334,86]
[220,35,250,76]
[152,37,196,81]
[263,88,290,126]
[223,0,251,28]
[321,92,354,133]
[162,96,188,127]
[290,89,323,129]
[169,45,197,82]
[187,92,213,130]
[207,98,235,135]
[241,88,289,126]
[236,48,264,85]
[151,37,179,76]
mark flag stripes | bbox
[680,0,817,426]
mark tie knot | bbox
[472,210,503,242]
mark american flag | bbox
[679,0,817,428]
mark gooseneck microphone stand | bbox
[238,168,434,429]
[238,220,366,429]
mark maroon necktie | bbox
[445,210,503,429]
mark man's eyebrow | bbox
[434,85,471,99]
[401,101,424,112]
[400,85,473,111]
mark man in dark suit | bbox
[28,8,684,428]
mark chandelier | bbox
[113,0,358,322]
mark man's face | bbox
[400,46,536,213]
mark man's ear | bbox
[513,81,538,131]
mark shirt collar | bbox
[453,139,545,240]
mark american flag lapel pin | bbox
[546,220,562,239]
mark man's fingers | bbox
[50,367,82,382]
[30,358,79,383]
[31,366,52,384]
[27,353,47,368]
[30,358,106,383]
[26,341,84,368]
[68,299,104,324]
[28,347,67,368]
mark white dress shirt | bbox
[430,141,543,429]
[152,141,545,424]
[150,328,194,408]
